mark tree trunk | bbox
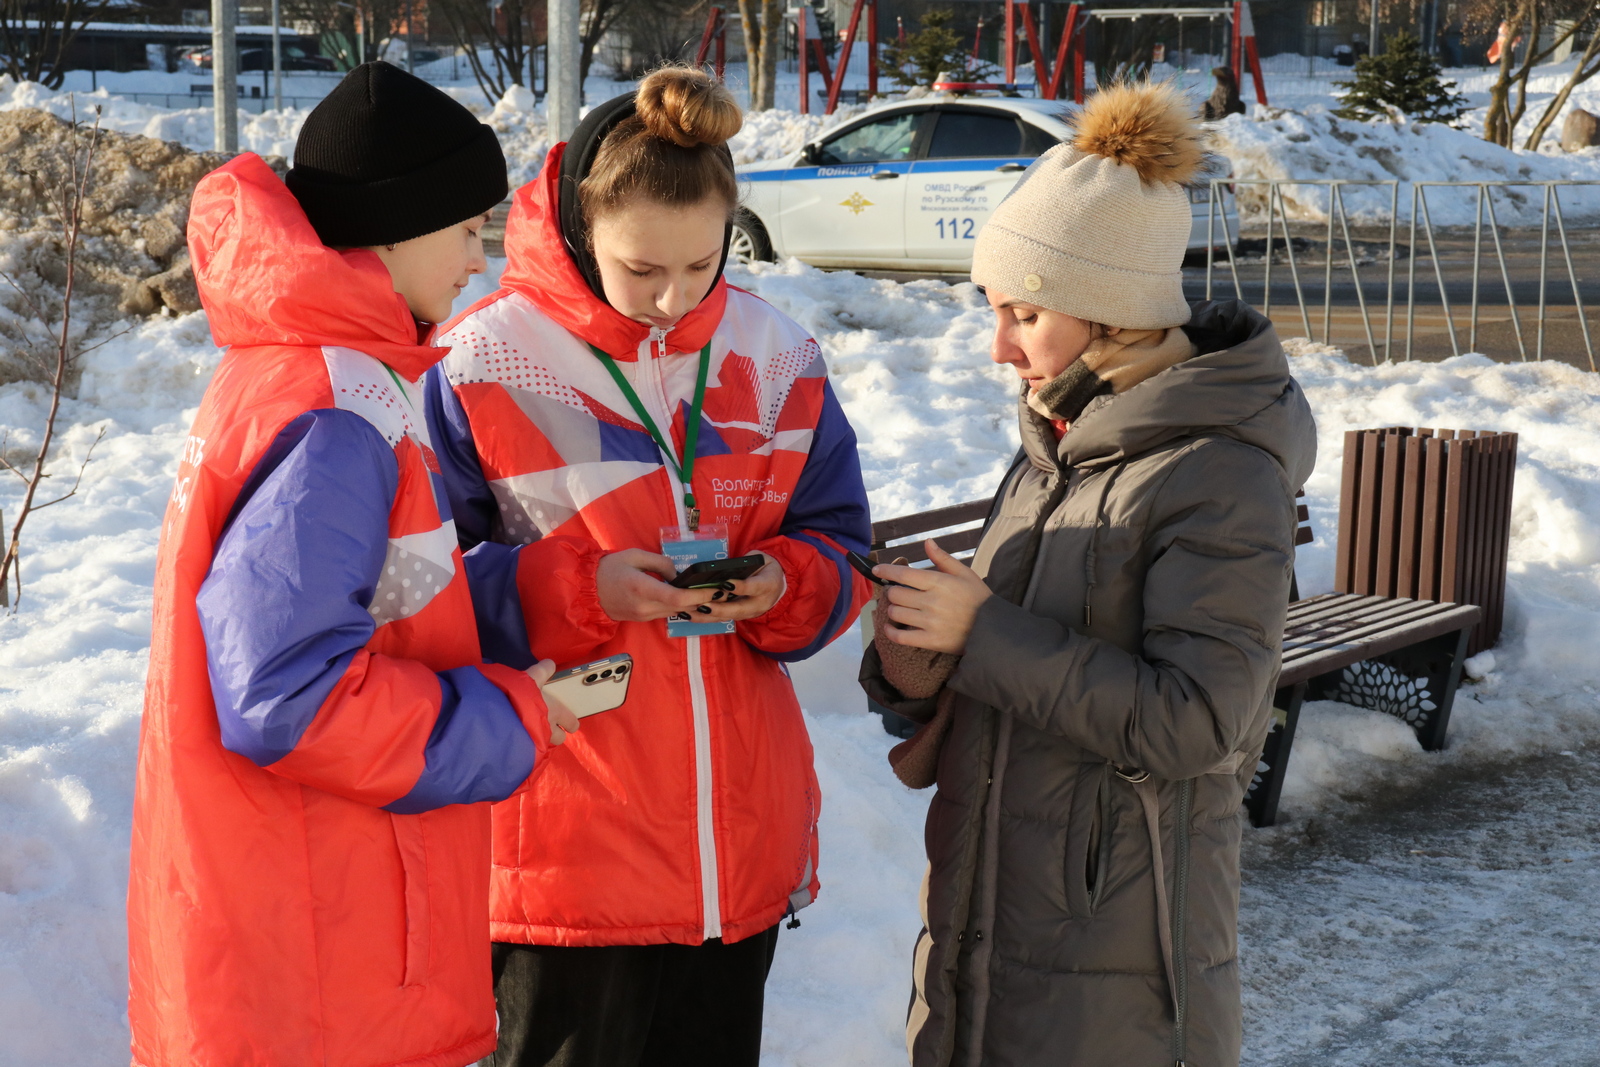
[1483,4,1528,147]
[1508,4,1547,134]
[758,0,780,110]
[1525,38,1600,148]
[736,0,764,108]
[578,0,624,100]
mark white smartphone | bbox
[542,654,633,719]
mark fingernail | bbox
[696,605,713,614]
[719,581,736,590]
[673,612,690,621]
[711,590,725,601]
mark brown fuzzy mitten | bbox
[887,689,956,789]
[870,565,962,790]
[871,565,960,699]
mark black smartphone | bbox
[847,549,909,588]
[668,553,767,589]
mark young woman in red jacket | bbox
[424,67,873,1067]
[129,64,574,1067]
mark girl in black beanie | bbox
[128,61,573,1067]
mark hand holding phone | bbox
[528,658,579,743]
[597,549,718,622]
[668,553,768,589]
[542,655,634,721]
[847,549,910,588]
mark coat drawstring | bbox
[1119,768,1180,1026]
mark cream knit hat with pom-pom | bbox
[971,82,1205,329]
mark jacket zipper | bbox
[1172,777,1193,1067]
[642,327,723,942]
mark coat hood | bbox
[1024,299,1317,489]
[497,143,728,360]
[187,153,443,381]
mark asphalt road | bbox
[1239,742,1600,1065]
[858,229,1600,371]
[481,222,1600,372]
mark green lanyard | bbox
[588,341,712,531]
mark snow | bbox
[1209,106,1600,225]
[21,50,1600,230]
[4,251,1599,1063]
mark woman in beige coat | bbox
[860,83,1317,1067]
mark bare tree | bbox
[603,0,704,80]
[1478,0,1590,147]
[758,0,779,109]
[1523,4,1600,148]
[735,0,781,110]
[578,0,638,91]
[0,106,109,609]
[434,0,538,102]
[0,0,114,88]
[284,0,409,69]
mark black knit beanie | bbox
[287,62,507,248]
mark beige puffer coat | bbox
[863,300,1317,1067]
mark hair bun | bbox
[635,66,742,149]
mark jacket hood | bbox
[498,143,728,361]
[1024,300,1317,489]
[187,153,443,381]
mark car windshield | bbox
[817,112,919,165]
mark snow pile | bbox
[729,105,863,165]
[0,75,855,196]
[0,75,310,160]
[0,108,239,393]
[3,257,1600,1064]
[1211,106,1600,224]
[480,84,552,189]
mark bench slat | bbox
[1283,596,1468,653]
[1280,601,1480,687]
[871,499,991,547]
[1283,609,1451,666]
[1282,599,1449,650]
[1280,593,1393,628]
[875,526,984,564]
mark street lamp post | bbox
[271,0,283,110]
[547,0,580,141]
[212,0,239,153]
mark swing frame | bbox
[998,1,1269,105]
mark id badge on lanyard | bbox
[661,523,735,638]
[588,342,729,639]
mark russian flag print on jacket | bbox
[128,153,554,1067]
[424,143,873,950]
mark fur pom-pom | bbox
[1070,82,1206,185]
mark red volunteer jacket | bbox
[423,145,873,948]
[128,154,551,1067]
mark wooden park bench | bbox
[864,426,1512,828]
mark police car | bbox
[733,95,1239,272]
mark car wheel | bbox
[729,210,774,263]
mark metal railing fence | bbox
[1202,178,1600,371]
[105,91,330,112]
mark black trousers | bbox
[484,925,781,1067]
